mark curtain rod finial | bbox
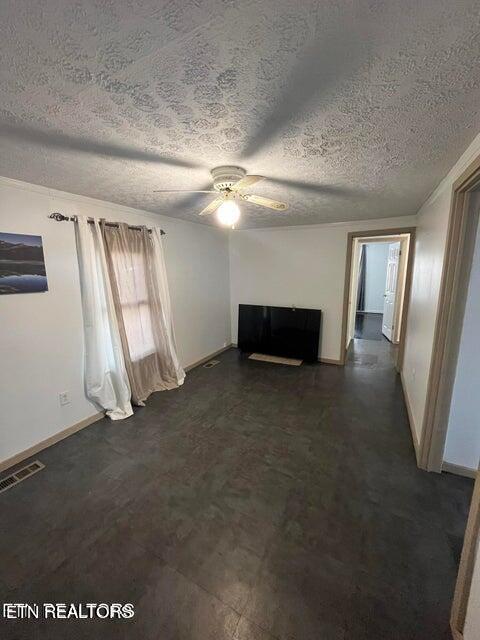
[49,212,71,222]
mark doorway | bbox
[353,239,405,343]
[411,151,480,637]
[341,228,416,371]
[444,192,480,640]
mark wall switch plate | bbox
[59,392,70,406]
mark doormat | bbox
[248,353,303,366]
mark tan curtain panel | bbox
[103,222,184,405]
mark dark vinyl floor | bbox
[355,312,384,340]
[1,344,473,640]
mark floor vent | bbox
[203,360,220,368]
[0,460,45,494]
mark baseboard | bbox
[442,461,477,479]
[185,344,233,372]
[0,412,104,473]
[400,371,420,465]
[319,357,343,366]
[357,311,383,315]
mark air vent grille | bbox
[203,360,220,369]
[0,460,45,494]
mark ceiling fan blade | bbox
[242,194,288,211]
[231,175,265,192]
[0,122,201,169]
[267,177,358,197]
[199,197,223,216]
[240,18,367,160]
[154,189,216,193]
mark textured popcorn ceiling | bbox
[1,0,480,229]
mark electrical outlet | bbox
[59,392,70,406]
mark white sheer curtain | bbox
[151,228,185,387]
[75,217,133,420]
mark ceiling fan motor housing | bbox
[211,166,246,191]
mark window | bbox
[109,246,156,362]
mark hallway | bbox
[354,311,383,340]
[349,333,399,369]
[0,347,474,639]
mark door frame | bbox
[451,465,480,639]
[340,227,416,370]
[412,153,480,639]
[419,154,480,472]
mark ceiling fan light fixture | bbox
[217,200,241,226]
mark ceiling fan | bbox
[154,166,288,226]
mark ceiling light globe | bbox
[217,200,240,226]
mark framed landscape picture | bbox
[0,232,48,294]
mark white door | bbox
[382,242,400,341]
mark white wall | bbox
[229,216,416,362]
[443,204,480,472]
[402,131,480,446]
[363,242,389,312]
[0,176,231,465]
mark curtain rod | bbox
[48,212,166,235]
